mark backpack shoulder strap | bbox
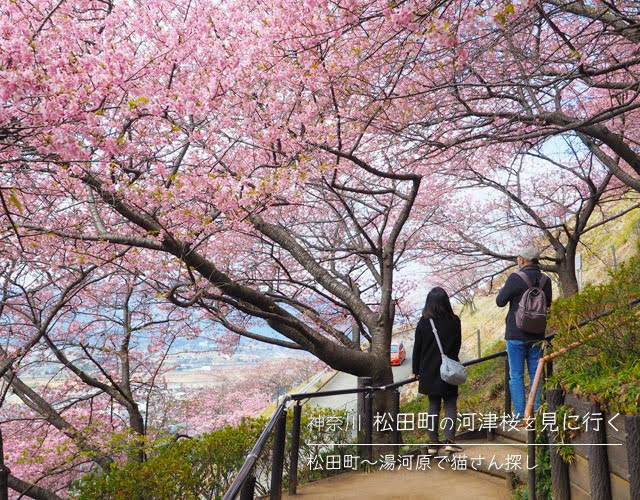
[516,271,533,288]
[539,274,549,288]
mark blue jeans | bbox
[506,339,543,418]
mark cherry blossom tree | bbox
[0,250,322,497]
[2,5,640,492]
[374,1,640,190]
[0,186,328,498]
[0,248,110,499]
[1,0,439,395]
[166,357,324,435]
[0,241,251,498]
[422,139,638,297]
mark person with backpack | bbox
[412,287,463,454]
[496,246,552,421]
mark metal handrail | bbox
[224,295,640,500]
[223,396,291,500]
[223,376,421,500]
[223,354,518,499]
[222,334,552,500]
[288,376,419,401]
[463,349,507,366]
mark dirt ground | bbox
[276,467,510,499]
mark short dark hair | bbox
[422,286,454,320]
[518,254,539,265]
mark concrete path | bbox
[269,427,527,500]
[310,331,415,412]
[270,330,520,499]
[278,467,510,499]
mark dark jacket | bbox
[496,264,553,340]
[412,315,461,397]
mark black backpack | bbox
[515,272,549,335]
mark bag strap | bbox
[539,274,548,289]
[429,318,445,356]
[516,271,533,288]
[517,271,549,289]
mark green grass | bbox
[457,341,507,415]
[548,255,640,414]
[399,340,507,447]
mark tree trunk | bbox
[370,363,395,457]
[0,429,8,500]
[351,319,361,348]
[555,257,579,298]
[129,410,146,463]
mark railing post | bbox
[270,409,287,500]
[504,356,511,415]
[364,389,373,463]
[240,475,256,500]
[391,389,400,458]
[0,428,8,500]
[547,388,570,500]
[357,377,367,437]
[527,428,536,500]
[358,378,373,459]
[588,400,612,500]
[288,403,302,496]
[626,415,640,500]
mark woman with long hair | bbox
[411,286,462,454]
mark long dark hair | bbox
[422,286,455,320]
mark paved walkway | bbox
[278,467,510,499]
[310,331,415,412]
[267,427,529,499]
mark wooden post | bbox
[270,410,287,500]
[391,389,400,458]
[0,428,8,500]
[525,358,545,420]
[626,415,640,500]
[504,357,511,415]
[546,389,570,500]
[588,400,611,500]
[288,403,302,496]
[611,245,618,273]
[477,329,481,358]
[527,428,536,500]
[525,333,600,420]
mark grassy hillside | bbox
[401,203,640,446]
[457,203,640,363]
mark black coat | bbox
[496,265,553,340]
[412,315,462,397]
